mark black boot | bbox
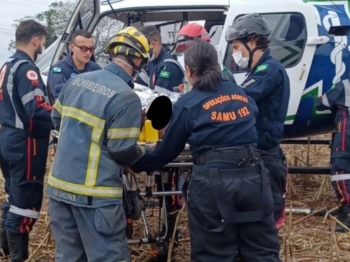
[335,205,350,233]
[6,232,29,262]
[0,220,9,257]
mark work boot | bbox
[6,232,29,262]
[0,220,9,257]
[335,205,350,233]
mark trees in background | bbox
[7,0,123,62]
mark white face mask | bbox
[232,50,249,69]
[183,76,193,93]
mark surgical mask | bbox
[149,48,155,62]
[232,50,249,69]
[183,76,193,93]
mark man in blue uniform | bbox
[127,40,281,262]
[48,30,101,99]
[0,19,52,261]
[317,79,350,233]
[135,25,184,93]
[226,13,291,230]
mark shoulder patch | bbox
[159,70,171,79]
[255,64,268,73]
[26,70,38,80]
[52,67,62,73]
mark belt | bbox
[194,145,261,166]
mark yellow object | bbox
[139,120,158,142]
[105,26,151,67]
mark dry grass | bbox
[0,133,349,261]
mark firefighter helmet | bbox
[105,26,151,67]
[176,23,210,53]
[225,13,270,43]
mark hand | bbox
[124,166,134,173]
[178,84,184,92]
[144,142,157,151]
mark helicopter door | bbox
[50,0,100,68]
[220,2,318,125]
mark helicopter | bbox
[36,1,350,258]
[36,0,350,139]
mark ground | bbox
[1,133,350,261]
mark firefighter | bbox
[128,40,281,262]
[135,25,184,92]
[48,30,101,99]
[46,26,151,261]
[316,79,350,233]
[0,20,52,261]
[225,13,290,230]
[175,22,236,92]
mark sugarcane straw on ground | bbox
[2,133,350,262]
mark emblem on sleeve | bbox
[255,64,268,73]
[159,70,170,79]
[26,70,38,80]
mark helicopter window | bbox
[91,8,226,66]
[224,12,307,72]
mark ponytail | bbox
[198,66,222,90]
[184,40,222,90]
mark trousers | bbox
[49,198,131,262]
[261,146,287,229]
[185,146,281,262]
[330,119,350,205]
[0,127,49,234]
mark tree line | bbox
[8,0,123,62]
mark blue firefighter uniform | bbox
[131,80,281,262]
[135,47,184,92]
[48,53,101,99]
[240,49,290,229]
[317,79,350,232]
[47,62,149,262]
[0,50,52,258]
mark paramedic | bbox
[0,20,52,261]
[226,13,290,229]
[129,40,281,262]
[135,25,184,92]
[175,22,236,93]
[48,30,101,99]
[47,26,151,262]
[316,80,350,233]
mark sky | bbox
[0,0,59,65]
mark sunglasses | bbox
[73,44,95,53]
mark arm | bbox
[107,92,148,166]
[48,65,67,99]
[51,96,63,131]
[316,84,341,111]
[17,65,52,123]
[222,67,237,84]
[241,64,282,102]
[131,104,192,173]
[153,63,184,91]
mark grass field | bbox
[0,133,349,262]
